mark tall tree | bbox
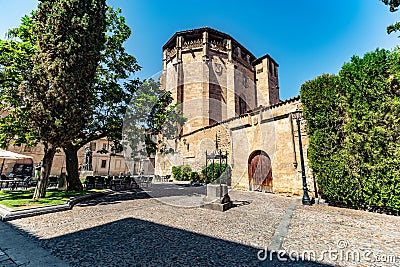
[0,0,107,199]
[62,7,141,191]
[0,6,182,192]
[30,0,106,198]
[0,7,139,191]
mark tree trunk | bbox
[64,143,83,191]
[33,144,56,199]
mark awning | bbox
[0,149,33,159]
[0,150,33,175]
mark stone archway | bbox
[248,150,273,193]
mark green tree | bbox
[122,79,186,165]
[0,5,142,192]
[381,0,400,34]
[0,14,38,148]
[0,0,107,199]
[382,0,399,11]
[62,7,141,191]
[30,0,106,198]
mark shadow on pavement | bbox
[77,183,207,208]
[38,217,334,266]
[232,200,252,208]
[76,189,151,207]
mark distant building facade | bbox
[5,138,128,177]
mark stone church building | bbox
[155,27,314,196]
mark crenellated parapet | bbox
[162,27,256,68]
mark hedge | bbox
[300,48,400,213]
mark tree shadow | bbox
[33,217,334,266]
[76,189,151,207]
[77,183,207,208]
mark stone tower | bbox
[160,27,280,135]
[253,55,280,107]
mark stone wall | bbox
[155,97,316,197]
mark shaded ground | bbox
[1,184,399,266]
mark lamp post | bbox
[107,146,116,177]
[293,111,311,205]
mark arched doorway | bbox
[248,150,273,193]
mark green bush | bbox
[171,166,205,183]
[300,48,400,213]
[201,163,231,184]
[171,165,191,181]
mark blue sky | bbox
[0,1,398,100]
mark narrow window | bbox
[101,160,107,168]
[90,142,96,151]
[239,97,247,115]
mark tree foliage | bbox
[28,0,106,147]
[62,6,141,191]
[382,0,400,12]
[122,79,186,162]
[301,48,400,213]
[201,163,231,184]
[0,4,145,192]
[0,0,107,198]
[381,0,400,34]
[0,14,38,148]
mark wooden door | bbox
[249,151,272,191]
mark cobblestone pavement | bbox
[282,204,400,267]
[3,184,400,266]
[0,248,18,267]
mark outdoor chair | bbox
[147,176,153,187]
[84,176,95,189]
[110,175,123,190]
[129,176,140,189]
[123,176,134,189]
[104,176,112,188]
[140,176,148,188]
[29,177,38,187]
[48,176,58,188]
[164,175,171,182]
[16,177,31,190]
[141,176,153,187]
[134,176,142,187]
[95,176,105,188]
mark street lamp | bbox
[293,110,311,205]
[107,148,116,177]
